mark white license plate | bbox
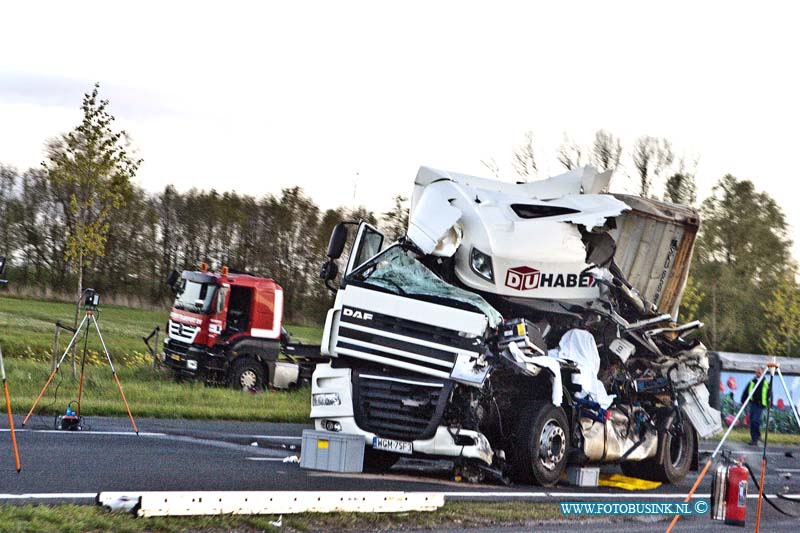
[372,436,413,455]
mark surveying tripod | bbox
[21,289,138,434]
[0,256,22,471]
[667,357,800,532]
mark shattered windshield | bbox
[351,245,502,327]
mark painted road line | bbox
[0,429,165,437]
[443,491,800,500]
[0,493,96,500]
[246,457,290,461]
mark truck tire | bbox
[229,357,266,392]
[620,413,696,484]
[509,401,570,486]
[363,448,400,473]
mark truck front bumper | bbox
[162,341,207,378]
[310,363,494,465]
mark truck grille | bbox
[168,320,199,343]
[335,308,484,380]
[353,371,452,441]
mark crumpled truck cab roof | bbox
[408,165,699,318]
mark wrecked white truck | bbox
[311,166,722,486]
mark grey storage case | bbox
[300,430,365,472]
[566,466,600,487]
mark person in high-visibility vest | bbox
[740,366,771,445]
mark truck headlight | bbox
[312,393,342,407]
[470,247,494,282]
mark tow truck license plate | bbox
[170,354,181,361]
[372,437,413,455]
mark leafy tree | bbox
[512,131,537,179]
[691,175,793,352]
[760,275,800,356]
[382,195,409,241]
[678,275,704,323]
[664,172,697,205]
[41,83,141,297]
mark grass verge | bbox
[0,502,568,533]
[5,358,311,423]
[0,295,322,363]
[711,427,800,446]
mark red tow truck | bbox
[162,264,324,391]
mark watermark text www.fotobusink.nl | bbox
[559,500,709,516]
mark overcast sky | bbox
[1,1,799,255]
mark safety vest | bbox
[748,380,769,407]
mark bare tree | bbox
[590,130,623,171]
[557,134,583,170]
[632,136,674,197]
[512,131,537,180]
[480,157,500,178]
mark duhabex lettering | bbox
[504,266,594,291]
[342,308,374,321]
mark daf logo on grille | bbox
[177,323,184,335]
[343,308,373,321]
[401,398,424,407]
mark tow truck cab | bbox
[163,266,298,390]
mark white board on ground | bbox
[98,491,445,517]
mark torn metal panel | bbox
[610,194,700,319]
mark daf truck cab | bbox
[310,166,721,484]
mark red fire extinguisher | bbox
[725,459,748,527]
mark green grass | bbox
[5,358,311,422]
[0,502,568,533]
[0,295,322,363]
[715,427,800,446]
[0,295,322,422]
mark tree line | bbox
[1,85,798,354]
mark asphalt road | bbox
[1,415,799,531]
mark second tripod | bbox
[21,289,138,434]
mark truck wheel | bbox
[230,358,266,392]
[363,448,400,473]
[509,401,569,486]
[620,414,696,484]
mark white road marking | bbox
[443,491,800,500]
[0,429,164,436]
[3,491,799,502]
[700,448,787,456]
[246,457,289,461]
[0,493,96,500]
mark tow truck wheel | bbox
[510,401,569,486]
[229,358,266,392]
[363,448,400,473]
[620,413,695,484]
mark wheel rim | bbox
[538,418,566,471]
[239,369,258,390]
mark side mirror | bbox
[166,270,180,294]
[320,260,339,281]
[327,223,348,259]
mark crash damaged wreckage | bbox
[313,165,722,486]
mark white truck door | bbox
[344,221,385,276]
